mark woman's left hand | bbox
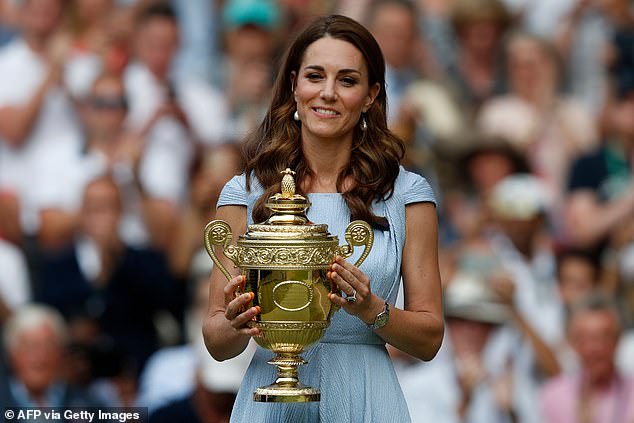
[327,256,383,324]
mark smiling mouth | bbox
[312,107,340,117]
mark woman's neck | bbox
[301,134,353,192]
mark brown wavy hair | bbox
[244,14,405,226]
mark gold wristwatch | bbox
[368,302,390,330]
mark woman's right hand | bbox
[223,275,262,337]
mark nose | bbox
[320,78,337,101]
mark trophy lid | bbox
[243,168,332,240]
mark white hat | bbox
[444,272,509,325]
[489,173,551,220]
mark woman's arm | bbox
[329,202,444,361]
[202,204,261,361]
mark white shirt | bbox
[399,326,539,423]
[123,63,196,204]
[64,50,103,101]
[0,38,83,233]
[124,61,227,145]
[487,232,561,344]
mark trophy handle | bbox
[204,220,240,282]
[339,220,374,267]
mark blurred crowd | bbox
[0,0,633,422]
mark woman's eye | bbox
[306,73,322,81]
[340,77,357,86]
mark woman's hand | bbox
[327,256,384,324]
[223,275,261,337]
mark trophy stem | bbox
[252,353,321,403]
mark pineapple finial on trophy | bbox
[280,168,296,198]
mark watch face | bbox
[374,312,389,328]
[372,304,389,329]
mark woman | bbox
[478,32,597,232]
[202,15,444,422]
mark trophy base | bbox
[253,383,320,402]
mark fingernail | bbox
[250,292,255,300]
[255,306,261,313]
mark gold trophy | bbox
[204,169,373,403]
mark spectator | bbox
[216,0,280,140]
[141,262,254,416]
[366,0,464,172]
[78,73,149,247]
[565,32,634,328]
[62,0,123,99]
[366,0,424,125]
[37,73,138,250]
[549,249,634,376]
[168,144,242,279]
[479,32,598,217]
[0,304,101,407]
[123,1,210,250]
[40,72,161,250]
[556,249,602,311]
[36,176,181,376]
[441,134,528,245]
[170,0,219,83]
[0,0,83,240]
[486,174,561,343]
[539,294,634,423]
[446,0,512,115]
[399,274,536,422]
[124,0,226,147]
[554,0,634,114]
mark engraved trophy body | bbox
[204,169,373,402]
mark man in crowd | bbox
[0,304,100,407]
[540,294,634,422]
[0,0,82,244]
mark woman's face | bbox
[292,36,379,145]
[507,37,557,97]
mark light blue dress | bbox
[217,166,436,423]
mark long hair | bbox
[244,14,404,226]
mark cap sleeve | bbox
[217,174,248,208]
[397,167,437,206]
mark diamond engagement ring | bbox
[346,289,357,303]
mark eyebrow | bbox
[303,65,361,76]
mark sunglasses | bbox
[88,96,129,110]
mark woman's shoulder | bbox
[394,166,437,206]
[217,173,265,208]
[218,173,247,207]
